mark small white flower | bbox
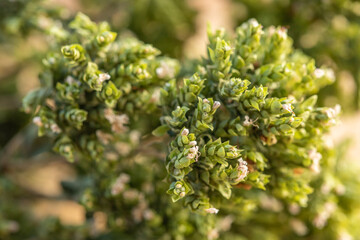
[282,103,293,113]
[314,68,325,78]
[111,173,130,196]
[33,117,43,127]
[98,73,111,83]
[249,19,259,28]
[96,130,113,144]
[104,109,129,133]
[338,231,353,240]
[334,104,341,114]
[325,108,336,118]
[189,141,197,146]
[290,219,308,236]
[187,153,195,159]
[288,204,301,215]
[205,207,219,214]
[212,101,221,110]
[260,195,283,212]
[312,202,336,229]
[320,183,331,195]
[179,192,186,197]
[156,61,175,79]
[335,184,346,196]
[309,149,322,174]
[224,45,232,52]
[181,128,189,136]
[277,28,287,39]
[236,158,249,181]
[50,123,61,133]
[326,69,335,81]
[65,76,76,85]
[203,98,210,104]
[189,146,198,154]
[243,115,251,127]
[207,229,219,240]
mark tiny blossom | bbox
[335,184,346,195]
[33,116,43,127]
[338,231,353,240]
[268,26,276,35]
[123,189,140,201]
[309,149,322,173]
[236,158,249,181]
[334,104,341,114]
[320,183,331,195]
[218,215,234,231]
[187,153,195,159]
[50,123,61,133]
[212,101,221,110]
[288,204,301,215]
[189,141,197,146]
[249,18,259,28]
[181,128,189,136]
[260,195,283,212]
[326,69,335,81]
[112,115,129,133]
[65,76,76,84]
[277,27,287,39]
[243,115,251,126]
[98,73,111,83]
[282,103,293,113]
[205,207,219,214]
[189,146,199,154]
[312,202,336,229]
[96,130,113,144]
[290,219,308,236]
[179,192,186,197]
[314,68,325,78]
[111,173,130,196]
[325,108,337,118]
[143,209,155,220]
[224,45,232,52]
[156,61,175,79]
[203,98,210,104]
[207,229,219,240]
[104,109,129,133]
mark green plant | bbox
[18,13,360,240]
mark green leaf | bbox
[152,125,170,136]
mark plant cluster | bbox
[236,0,360,111]
[7,12,360,240]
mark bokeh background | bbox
[1,0,359,237]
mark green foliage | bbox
[159,19,338,215]
[12,11,360,240]
[236,0,360,111]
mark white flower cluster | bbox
[308,148,322,174]
[236,158,249,181]
[104,108,129,133]
[111,173,130,196]
[156,61,176,79]
[312,202,336,229]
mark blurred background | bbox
[0,0,359,237]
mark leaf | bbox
[250,99,260,111]
[217,182,232,199]
[152,125,170,137]
[301,95,318,110]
